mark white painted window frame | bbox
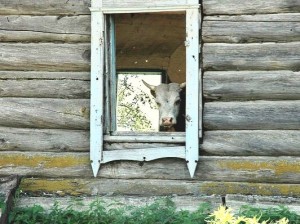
[90,0,201,178]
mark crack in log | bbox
[0,28,90,36]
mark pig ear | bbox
[179,82,186,89]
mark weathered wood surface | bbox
[102,0,198,11]
[3,71,299,100]
[0,127,178,152]
[0,175,20,224]
[1,128,299,156]
[203,71,300,101]
[105,132,185,143]
[0,15,90,42]
[204,13,300,22]
[203,14,300,43]
[0,71,90,80]
[0,152,299,183]
[0,98,89,129]
[203,0,300,15]
[203,42,300,71]
[202,130,300,156]
[2,0,298,16]
[227,195,300,214]
[16,195,221,212]
[0,43,90,71]
[19,177,300,198]
[204,100,300,130]
[0,80,89,98]
[0,99,298,132]
[0,127,89,152]
[0,0,91,15]
[15,195,300,214]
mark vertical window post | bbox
[185,8,200,178]
[90,0,105,177]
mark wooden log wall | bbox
[0,0,299,205]
[201,0,300,198]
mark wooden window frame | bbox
[90,0,201,178]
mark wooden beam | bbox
[18,177,300,198]
[1,128,299,157]
[203,14,300,43]
[204,100,300,130]
[0,80,89,98]
[0,43,90,71]
[185,8,200,178]
[0,152,299,183]
[0,0,91,15]
[203,71,300,101]
[15,195,221,212]
[0,71,90,80]
[0,15,90,42]
[0,127,89,152]
[89,0,104,177]
[0,98,89,130]
[101,0,199,13]
[104,133,185,143]
[203,42,300,71]
[202,130,300,156]
[203,0,300,15]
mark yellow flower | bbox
[208,206,235,224]
[276,217,289,224]
[244,216,261,224]
[233,216,248,224]
[207,206,289,224]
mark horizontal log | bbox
[20,178,300,198]
[203,71,300,101]
[0,43,90,71]
[16,195,221,212]
[226,195,300,214]
[1,127,299,157]
[0,152,299,183]
[0,71,90,80]
[0,127,179,152]
[203,42,300,71]
[15,196,300,215]
[202,130,300,156]
[102,0,198,13]
[0,98,89,129]
[105,132,185,143]
[0,0,91,15]
[0,30,89,43]
[0,80,90,98]
[203,0,300,15]
[203,14,300,43]
[0,127,89,152]
[204,100,300,130]
[204,13,300,22]
[0,15,90,42]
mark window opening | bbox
[116,70,166,132]
[90,0,201,178]
[110,12,186,133]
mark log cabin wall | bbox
[0,0,299,208]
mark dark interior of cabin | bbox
[115,13,186,83]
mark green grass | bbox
[9,198,300,224]
[238,205,300,224]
